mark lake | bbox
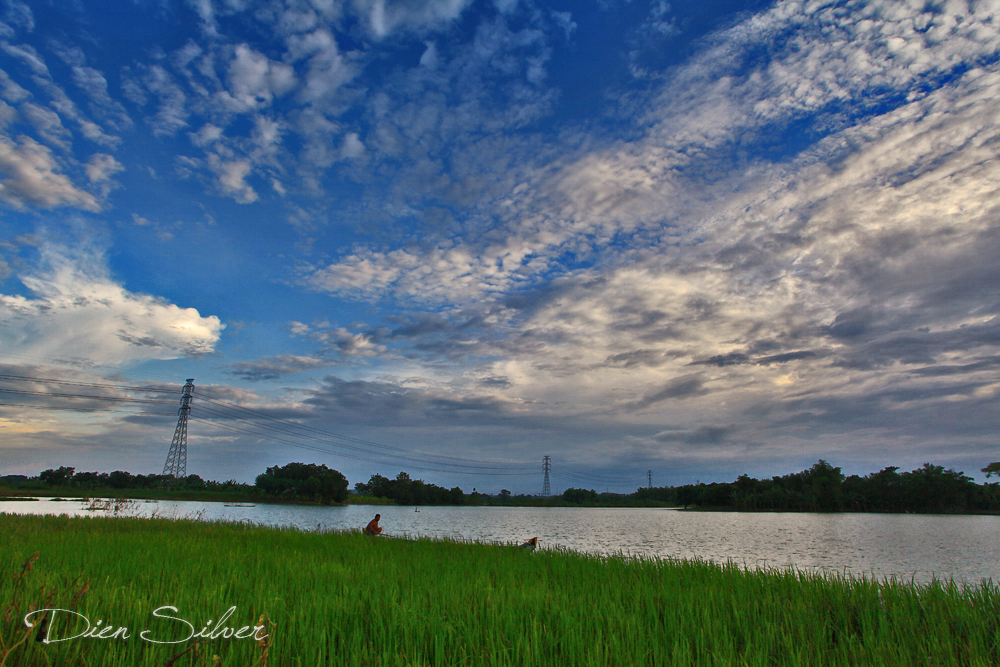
[3,498,998,585]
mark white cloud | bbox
[187,0,219,36]
[0,42,47,76]
[220,44,296,113]
[288,28,357,105]
[20,102,70,150]
[493,0,517,15]
[0,67,28,102]
[341,131,365,158]
[0,243,223,366]
[84,153,123,183]
[49,44,132,131]
[190,122,224,146]
[70,64,132,131]
[84,152,124,197]
[4,42,122,148]
[308,0,1000,309]
[419,40,438,68]
[353,0,474,39]
[0,99,14,126]
[2,1,34,33]
[208,152,257,202]
[142,65,190,136]
[293,0,1000,453]
[0,134,99,210]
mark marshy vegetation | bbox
[2,513,999,666]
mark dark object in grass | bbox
[520,537,538,550]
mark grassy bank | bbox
[2,514,998,667]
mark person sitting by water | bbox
[364,514,383,536]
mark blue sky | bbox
[1,0,999,493]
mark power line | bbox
[0,374,173,393]
[192,403,533,472]
[195,395,536,468]
[0,374,535,469]
[0,401,172,416]
[0,372,649,488]
[189,417,536,476]
[0,388,174,405]
[550,468,643,484]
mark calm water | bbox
[4,498,999,585]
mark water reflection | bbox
[3,498,998,585]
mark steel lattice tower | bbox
[648,470,653,489]
[162,379,195,478]
[541,455,551,496]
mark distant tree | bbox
[696,482,734,507]
[107,470,134,489]
[562,488,598,504]
[39,467,75,487]
[255,463,348,504]
[902,463,974,513]
[499,489,512,500]
[71,471,107,488]
[355,472,465,506]
[184,474,206,489]
[983,462,1000,478]
[804,460,844,511]
[676,485,697,509]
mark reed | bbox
[1,513,998,666]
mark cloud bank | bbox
[0,242,223,366]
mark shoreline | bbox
[3,513,998,666]
[6,489,1000,515]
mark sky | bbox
[0,0,998,494]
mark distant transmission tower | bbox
[647,470,653,489]
[542,456,551,496]
[162,379,194,478]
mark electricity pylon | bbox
[162,379,194,478]
[542,455,551,496]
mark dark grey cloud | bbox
[690,352,750,367]
[630,373,706,410]
[301,375,519,427]
[654,424,734,445]
[688,350,819,367]
[603,348,678,368]
[831,319,1000,371]
[757,350,818,365]
[227,354,329,381]
[751,378,1000,445]
[908,356,1000,378]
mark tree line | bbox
[8,459,1000,513]
[27,466,249,493]
[6,463,349,505]
[627,460,1000,513]
[353,472,467,505]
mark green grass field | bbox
[2,513,998,667]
